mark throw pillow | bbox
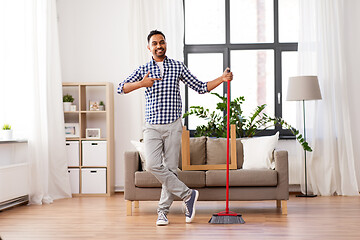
[241,132,279,170]
[178,136,206,170]
[206,137,227,165]
[189,136,207,165]
[207,137,242,166]
[130,140,147,171]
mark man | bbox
[118,30,233,225]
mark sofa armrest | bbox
[274,150,289,200]
[124,151,140,200]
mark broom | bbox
[209,69,245,224]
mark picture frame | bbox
[89,101,100,111]
[86,128,101,139]
[64,123,80,138]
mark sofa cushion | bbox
[131,140,147,171]
[190,136,207,165]
[135,170,206,188]
[206,169,277,187]
[179,136,207,169]
[242,132,279,170]
[206,137,244,168]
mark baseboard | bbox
[115,186,124,192]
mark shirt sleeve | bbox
[179,62,209,94]
[117,66,143,95]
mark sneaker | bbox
[183,190,199,223]
[156,212,169,226]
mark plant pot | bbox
[63,102,72,111]
[99,105,105,111]
[2,130,13,140]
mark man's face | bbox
[147,34,167,60]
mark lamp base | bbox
[296,194,317,198]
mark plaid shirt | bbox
[118,56,209,124]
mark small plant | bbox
[63,94,74,103]
[99,101,105,106]
[183,93,312,152]
[2,124,11,130]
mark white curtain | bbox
[298,0,359,196]
[0,0,71,204]
[128,0,184,130]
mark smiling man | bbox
[118,30,233,226]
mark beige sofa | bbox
[124,134,289,216]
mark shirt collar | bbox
[151,56,168,65]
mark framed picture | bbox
[89,101,99,111]
[86,128,101,139]
[65,123,80,138]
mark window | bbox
[184,0,299,137]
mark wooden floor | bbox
[0,193,360,240]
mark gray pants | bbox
[144,118,191,214]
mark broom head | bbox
[209,211,245,224]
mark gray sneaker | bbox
[183,190,199,223]
[156,212,169,226]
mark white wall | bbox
[57,0,145,190]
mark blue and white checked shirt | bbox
[118,56,209,124]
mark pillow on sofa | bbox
[241,132,279,170]
[206,137,227,165]
[189,136,207,165]
[206,137,243,167]
[131,140,147,171]
[178,136,206,170]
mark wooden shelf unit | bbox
[63,82,114,196]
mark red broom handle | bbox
[226,78,230,213]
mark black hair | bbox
[147,30,166,43]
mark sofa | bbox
[124,130,289,216]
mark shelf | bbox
[66,137,80,141]
[81,138,107,141]
[64,111,79,114]
[63,82,114,196]
[80,111,106,113]
[67,166,107,168]
[66,138,107,141]
[80,166,107,168]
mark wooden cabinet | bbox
[62,82,114,196]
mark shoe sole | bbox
[156,221,169,226]
[186,190,199,223]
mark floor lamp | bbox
[286,76,322,198]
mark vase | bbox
[2,130,13,140]
[63,102,72,111]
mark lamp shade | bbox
[286,76,322,101]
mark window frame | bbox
[183,0,298,138]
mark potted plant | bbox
[183,93,312,152]
[2,124,13,140]
[99,101,105,111]
[63,94,74,112]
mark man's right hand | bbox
[140,71,162,88]
[123,71,161,93]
